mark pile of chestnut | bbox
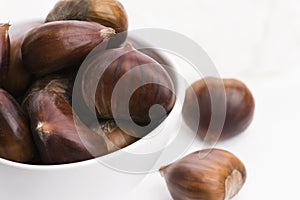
[0,1,255,200]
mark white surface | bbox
[1,0,300,199]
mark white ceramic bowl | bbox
[0,21,184,200]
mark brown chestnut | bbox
[0,89,35,162]
[160,148,246,200]
[0,24,38,97]
[183,77,255,140]
[23,75,108,164]
[21,20,115,76]
[45,0,129,33]
[83,43,175,125]
[0,23,10,80]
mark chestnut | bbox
[1,25,36,97]
[23,75,108,164]
[45,0,129,33]
[21,20,115,76]
[83,43,175,125]
[160,148,247,200]
[183,77,255,140]
[0,89,36,163]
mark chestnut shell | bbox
[21,20,115,76]
[23,76,108,164]
[183,77,255,140]
[1,25,36,97]
[160,149,247,200]
[45,0,129,33]
[83,44,175,125]
[0,89,35,162]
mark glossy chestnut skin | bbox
[83,43,175,125]
[90,120,138,153]
[183,77,255,140]
[21,20,115,76]
[0,23,10,80]
[0,23,38,97]
[23,76,108,164]
[0,89,35,162]
[45,0,129,33]
[160,149,247,200]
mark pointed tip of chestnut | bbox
[124,42,134,50]
[100,27,116,38]
[159,164,170,177]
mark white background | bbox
[1,0,299,199]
